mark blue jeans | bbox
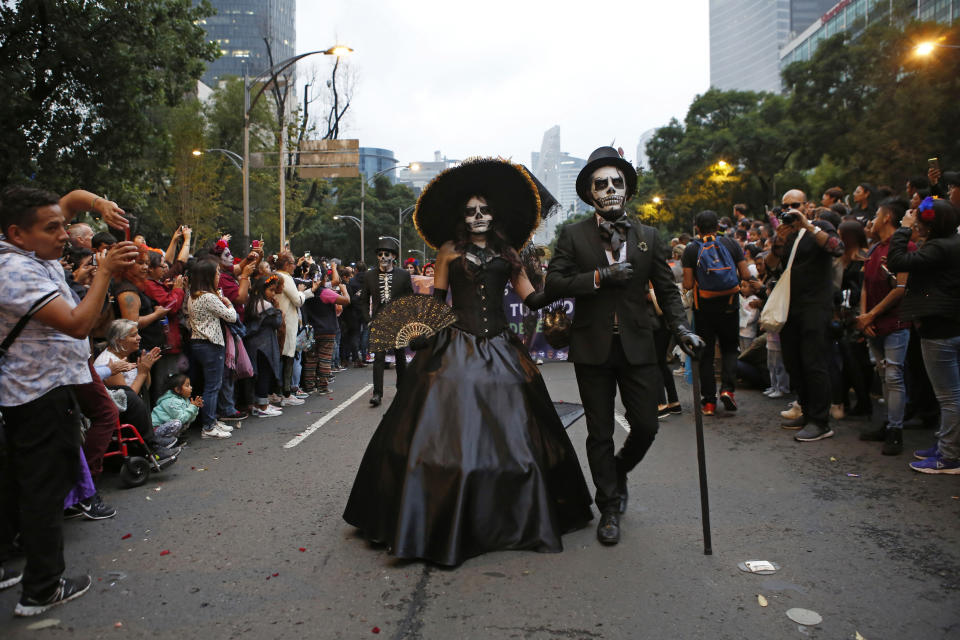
[218,368,237,417]
[767,348,789,393]
[190,340,224,429]
[920,336,960,460]
[868,329,910,430]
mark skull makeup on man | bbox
[377,248,396,271]
[464,196,494,235]
[590,166,627,221]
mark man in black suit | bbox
[357,238,413,406]
[546,146,703,545]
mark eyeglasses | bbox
[781,202,805,209]
[593,177,625,191]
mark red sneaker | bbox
[701,402,716,416]
[720,391,738,411]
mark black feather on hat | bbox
[575,146,637,205]
[413,158,541,250]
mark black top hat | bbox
[376,236,399,256]
[575,146,637,205]
[414,158,541,250]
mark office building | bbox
[196,0,296,86]
[396,151,460,194]
[636,129,657,172]
[359,147,399,184]
[781,0,960,69]
[531,127,588,245]
[709,0,836,92]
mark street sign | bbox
[298,139,360,178]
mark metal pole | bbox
[242,72,251,249]
[398,207,402,257]
[360,178,365,265]
[279,110,286,249]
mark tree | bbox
[0,0,219,202]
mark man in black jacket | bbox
[356,238,413,406]
[546,147,703,545]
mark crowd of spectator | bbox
[0,185,394,616]
[663,166,960,476]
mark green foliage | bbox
[0,0,219,200]
[644,18,960,223]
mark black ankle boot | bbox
[881,428,903,455]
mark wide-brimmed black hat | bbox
[575,146,637,205]
[414,158,541,250]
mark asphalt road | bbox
[1,363,958,639]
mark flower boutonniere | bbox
[638,241,648,252]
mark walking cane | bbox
[688,352,713,555]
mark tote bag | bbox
[759,228,806,334]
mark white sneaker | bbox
[762,388,775,396]
[215,421,234,432]
[268,393,283,404]
[252,406,282,418]
[768,390,785,399]
[781,401,803,420]
[281,395,305,406]
[201,426,231,439]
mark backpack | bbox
[694,235,740,305]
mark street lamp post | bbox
[360,163,419,264]
[193,148,244,171]
[333,215,362,259]
[243,45,352,249]
[398,204,416,257]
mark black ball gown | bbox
[343,253,593,566]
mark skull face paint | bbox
[377,250,396,271]
[464,196,493,234]
[590,166,627,216]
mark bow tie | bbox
[598,219,631,259]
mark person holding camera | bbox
[764,189,844,442]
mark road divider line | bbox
[283,384,373,449]
[615,412,630,433]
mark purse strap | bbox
[0,290,60,361]
[782,228,807,275]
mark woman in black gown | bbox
[343,159,593,566]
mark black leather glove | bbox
[597,262,633,287]
[408,334,432,351]
[523,290,552,310]
[675,325,705,359]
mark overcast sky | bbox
[296,0,710,166]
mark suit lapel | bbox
[584,218,609,267]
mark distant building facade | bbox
[531,127,588,245]
[396,151,460,194]
[709,0,836,92]
[635,128,657,172]
[359,147,399,184]
[196,0,296,86]
[780,0,960,69]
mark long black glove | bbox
[675,325,705,360]
[597,263,633,287]
[523,290,552,310]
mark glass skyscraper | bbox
[709,0,837,92]
[196,0,296,85]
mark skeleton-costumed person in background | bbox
[343,158,593,566]
[546,147,704,546]
[356,237,413,406]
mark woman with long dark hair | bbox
[344,159,593,566]
[300,262,351,394]
[887,197,960,474]
[851,182,878,225]
[185,259,237,439]
[244,274,285,417]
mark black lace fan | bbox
[368,294,458,352]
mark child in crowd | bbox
[151,374,202,439]
[739,290,761,353]
[765,331,790,399]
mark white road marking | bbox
[283,384,373,449]
[615,412,630,433]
